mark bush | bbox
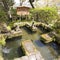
[30,7,58,24]
[53,16,60,29]
[0,5,8,23]
[0,35,6,46]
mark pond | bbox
[1,26,60,60]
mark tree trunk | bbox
[29,0,34,8]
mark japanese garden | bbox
[0,0,60,60]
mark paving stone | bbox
[21,56,28,60]
[28,54,36,60]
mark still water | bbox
[2,27,60,60]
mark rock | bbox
[21,40,38,56]
[0,56,4,60]
[21,56,28,60]
[14,58,21,60]
[40,33,53,43]
[0,23,10,33]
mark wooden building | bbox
[17,6,30,16]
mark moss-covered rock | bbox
[0,23,11,33]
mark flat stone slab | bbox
[7,30,22,38]
[40,33,53,43]
[0,30,22,39]
[21,56,28,60]
[21,40,38,55]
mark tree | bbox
[29,0,34,8]
[2,0,14,13]
[0,4,8,22]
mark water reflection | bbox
[34,40,45,47]
[46,42,60,57]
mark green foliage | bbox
[0,5,8,23]
[30,7,58,24]
[53,16,60,29]
[53,19,60,35]
[2,0,14,7]
[7,26,11,31]
[0,35,6,46]
[11,8,18,20]
[6,0,14,6]
[11,8,17,15]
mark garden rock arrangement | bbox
[14,40,44,60]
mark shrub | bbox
[0,10,8,22]
[0,35,6,46]
[0,5,8,23]
[30,6,58,24]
